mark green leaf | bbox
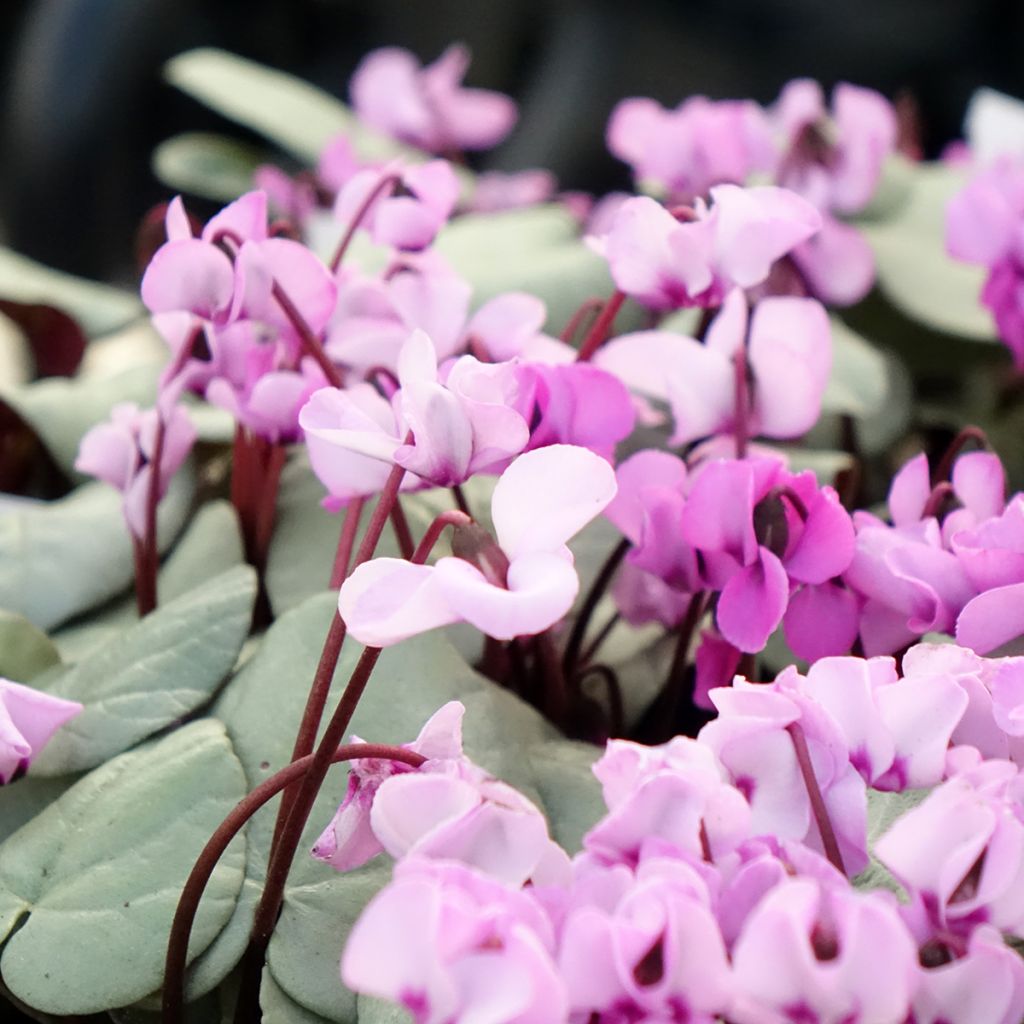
[0,774,79,844]
[52,499,245,663]
[855,153,915,223]
[1,362,161,475]
[0,246,141,338]
[853,787,930,896]
[164,48,408,166]
[823,317,890,418]
[261,967,335,1024]
[435,205,626,334]
[0,720,246,1015]
[153,132,266,203]
[0,610,60,682]
[0,474,194,632]
[862,162,995,340]
[524,739,601,854]
[30,565,256,776]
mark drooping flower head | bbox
[0,679,82,784]
[338,444,617,645]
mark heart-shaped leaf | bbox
[0,720,246,1015]
[30,565,256,776]
[0,473,193,632]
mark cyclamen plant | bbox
[4,37,1024,1024]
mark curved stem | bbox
[412,510,472,565]
[329,173,402,273]
[329,498,366,590]
[562,538,630,676]
[932,424,991,486]
[271,281,344,389]
[162,743,424,1024]
[575,663,624,737]
[578,611,621,668]
[559,297,603,344]
[575,291,626,362]
[234,644,384,1022]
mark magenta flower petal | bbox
[748,296,831,438]
[717,547,790,652]
[339,560,461,647]
[490,445,617,560]
[141,239,235,320]
[791,214,876,306]
[709,183,822,288]
[784,484,855,584]
[784,581,860,661]
[0,680,83,784]
[888,452,931,527]
[952,450,1006,522]
[957,584,1024,655]
[433,552,579,640]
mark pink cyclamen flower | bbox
[874,759,1024,940]
[338,444,617,645]
[558,855,733,1023]
[700,683,869,873]
[730,878,918,1024]
[681,456,855,653]
[607,94,775,201]
[350,44,517,153]
[583,735,751,866]
[0,679,82,784]
[142,191,336,335]
[333,160,460,251]
[342,859,565,1024]
[74,400,196,538]
[596,185,821,310]
[597,286,831,445]
[947,159,1024,366]
[302,327,530,491]
[312,701,463,872]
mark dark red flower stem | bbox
[535,631,571,727]
[559,297,604,344]
[451,483,471,516]
[654,591,707,731]
[576,291,627,362]
[161,743,424,1024]
[578,610,621,667]
[270,453,410,854]
[787,722,846,874]
[921,480,955,520]
[932,424,991,486]
[389,499,415,560]
[562,537,630,676]
[328,172,402,273]
[412,510,472,564]
[233,643,385,1023]
[270,282,344,389]
[135,415,167,616]
[733,346,750,459]
[329,498,366,590]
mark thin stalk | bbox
[162,743,424,1024]
[451,483,471,517]
[329,498,366,590]
[389,498,415,560]
[932,424,990,486]
[139,415,167,615]
[559,297,604,344]
[252,443,288,574]
[562,538,630,676]
[132,535,155,617]
[575,291,626,362]
[535,631,571,727]
[234,644,384,1023]
[329,173,402,273]
[578,610,621,668]
[733,347,749,460]
[411,510,471,565]
[271,281,344,389]
[787,722,846,874]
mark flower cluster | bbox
[337,659,1024,1024]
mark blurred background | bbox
[0,0,1021,284]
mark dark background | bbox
[0,0,1020,284]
